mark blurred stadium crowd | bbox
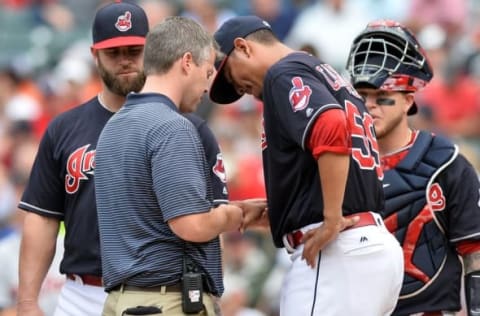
[0,0,479,315]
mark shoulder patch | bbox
[289,76,311,112]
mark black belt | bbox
[110,282,182,293]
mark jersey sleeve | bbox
[193,117,229,205]
[307,109,351,160]
[441,154,480,243]
[18,126,65,219]
[266,69,343,151]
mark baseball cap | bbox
[92,0,148,50]
[210,16,272,104]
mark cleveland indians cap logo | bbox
[115,11,132,32]
[289,76,312,112]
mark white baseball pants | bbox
[53,278,107,316]
[281,215,404,316]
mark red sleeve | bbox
[457,240,480,256]
[307,108,351,160]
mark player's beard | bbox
[97,59,146,97]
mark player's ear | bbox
[404,93,415,114]
[181,51,194,74]
[90,48,99,66]
[233,37,251,58]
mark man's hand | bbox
[231,198,269,232]
[243,207,269,232]
[301,215,359,268]
[223,204,244,232]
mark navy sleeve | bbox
[18,125,65,219]
[184,114,229,205]
[439,154,480,243]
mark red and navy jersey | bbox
[19,97,111,276]
[18,96,228,276]
[184,113,229,206]
[262,52,384,247]
[381,131,480,314]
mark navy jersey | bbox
[184,113,229,205]
[18,96,228,276]
[19,97,112,276]
[381,131,480,315]
[262,52,384,247]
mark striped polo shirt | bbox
[95,93,223,295]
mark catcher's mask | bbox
[346,20,433,115]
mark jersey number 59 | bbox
[345,100,383,180]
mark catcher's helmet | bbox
[346,20,433,115]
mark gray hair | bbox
[144,16,216,75]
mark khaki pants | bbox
[102,286,218,316]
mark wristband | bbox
[465,270,480,316]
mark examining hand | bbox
[232,198,269,232]
[225,204,244,232]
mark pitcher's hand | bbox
[232,198,268,232]
[301,215,359,268]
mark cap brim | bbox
[209,57,242,105]
[92,36,146,49]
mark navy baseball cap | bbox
[210,16,272,104]
[92,0,148,50]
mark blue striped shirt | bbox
[95,93,223,295]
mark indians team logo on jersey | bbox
[428,183,446,212]
[289,77,312,112]
[65,145,95,194]
[115,11,132,32]
[212,153,227,183]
